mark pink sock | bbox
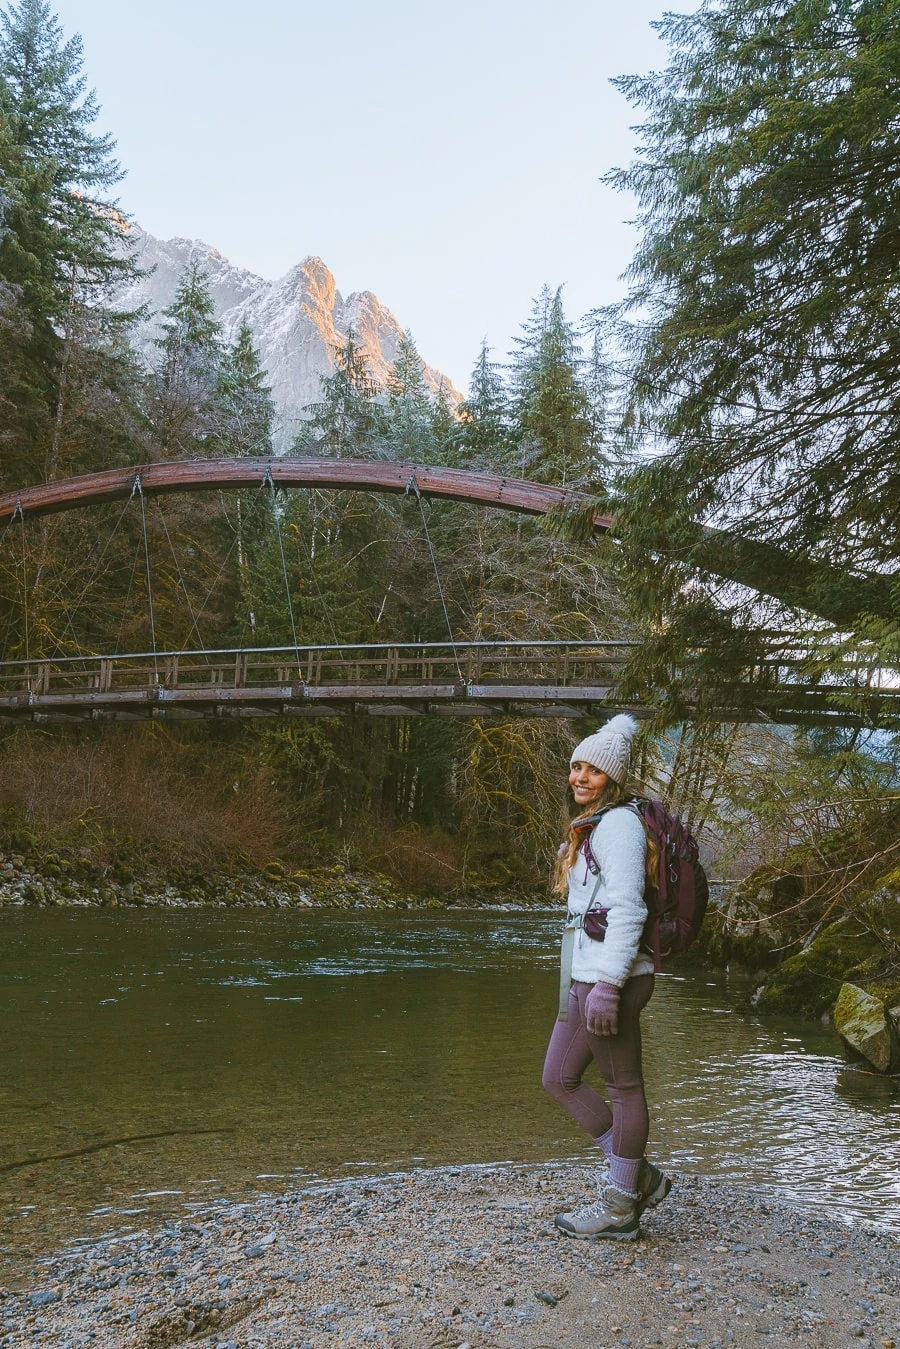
[609,1154,642,1197]
[594,1128,614,1159]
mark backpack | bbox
[575,798,709,971]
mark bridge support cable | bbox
[45,493,139,664]
[2,457,888,632]
[265,468,301,673]
[183,474,272,652]
[153,498,208,659]
[133,475,158,681]
[406,474,463,682]
[18,504,29,663]
[294,496,339,648]
[0,503,25,661]
[113,528,145,655]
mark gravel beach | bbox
[2,1164,897,1349]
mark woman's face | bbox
[569,760,610,809]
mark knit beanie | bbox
[570,714,640,785]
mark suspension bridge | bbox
[0,457,892,728]
[0,640,892,726]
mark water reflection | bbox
[1,909,898,1268]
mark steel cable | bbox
[406,474,462,681]
[135,476,158,680]
[154,498,207,659]
[266,469,301,671]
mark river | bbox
[2,908,898,1267]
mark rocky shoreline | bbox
[0,853,545,914]
[1,1163,897,1349]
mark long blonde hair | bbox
[552,778,659,896]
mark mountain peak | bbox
[115,228,460,448]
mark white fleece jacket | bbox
[566,805,654,988]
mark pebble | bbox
[1,1167,897,1349]
[28,1290,59,1307]
[244,1232,276,1257]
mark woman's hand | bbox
[585,980,620,1036]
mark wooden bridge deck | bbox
[0,641,893,726]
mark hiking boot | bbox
[554,1185,640,1241]
[637,1160,672,1217]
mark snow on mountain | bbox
[114,225,461,449]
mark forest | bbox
[0,0,898,1009]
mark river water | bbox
[2,909,898,1266]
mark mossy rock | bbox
[863,976,900,1009]
[832,982,899,1073]
[754,916,884,1017]
[687,905,781,974]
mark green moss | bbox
[751,875,900,1018]
[687,906,780,973]
[862,977,900,1010]
[754,917,884,1017]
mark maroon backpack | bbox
[576,798,709,971]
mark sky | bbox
[50,0,687,393]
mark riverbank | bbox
[2,1163,897,1349]
[0,852,546,913]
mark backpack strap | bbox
[558,868,604,1020]
[624,799,663,972]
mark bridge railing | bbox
[0,640,643,699]
[0,643,895,727]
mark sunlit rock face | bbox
[114,225,460,449]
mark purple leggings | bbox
[542,974,654,1160]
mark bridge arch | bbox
[0,456,881,631]
[0,457,611,531]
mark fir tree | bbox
[152,261,222,458]
[456,340,511,471]
[0,108,54,483]
[0,0,119,193]
[510,286,593,487]
[0,0,136,481]
[296,328,385,458]
[429,380,458,466]
[582,321,614,473]
[385,329,433,460]
[608,0,900,634]
[212,321,274,458]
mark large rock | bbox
[752,916,882,1017]
[832,982,896,1073]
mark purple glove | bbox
[585,981,620,1036]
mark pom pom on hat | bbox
[570,714,639,785]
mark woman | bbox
[542,713,671,1240]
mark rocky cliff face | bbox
[114,225,460,449]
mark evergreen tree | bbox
[429,380,458,466]
[199,322,276,643]
[0,0,136,482]
[211,321,274,458]
[582,321,615,471]
[456,340,512,471]
[510,286,593,487]
[295,328,385,458]
[608,0,900,636]
[385,329,433,459]
[0,110,54,483]
[151,261,222,458]
[0,0,119,192]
